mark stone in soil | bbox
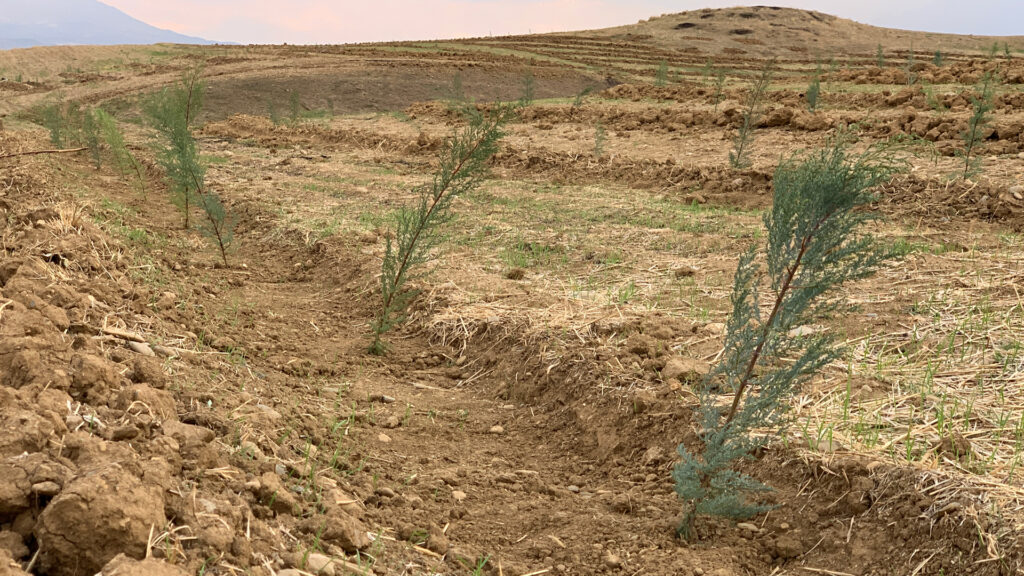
[662,356,710,383]
[100,554,191,576]
[35,466,166,576]
[300,508,371,553]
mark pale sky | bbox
[101,1,1024,44]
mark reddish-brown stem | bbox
[378,126,491,316]
[723,209,835,425]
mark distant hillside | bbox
[0,0,214,49]
[585,6,1024,57]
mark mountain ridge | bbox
[0,0,216,49]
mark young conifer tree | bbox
[144,66,206,229]
[729,63,773,169]
[673,138,904,539]
[145,66,236,265]
[958,69,998,180]
[370,104,517,354]
[520,69,536,106]
[655,60,669,87]
[806,62,822,112]
[95,109,147,196]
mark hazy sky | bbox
[101,0,1024,44]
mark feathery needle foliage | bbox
[655,60,669,87]
[144,66,206,229]
[673,138,905,540]
[712,69,727,113]
[520,70,536,106]
[957,69,998,180]
[806,62,822,112]
[95,109,147,196]
[145,66,236,265]
[729,63,773,170]
[369,105,517,355]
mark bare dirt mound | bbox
[584,5,1024,57]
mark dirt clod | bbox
[35,466,166,576]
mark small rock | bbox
[704,322,726,335]
[238,441,265,461]
[488,425,505,435]
[30,481,61,497]
[127,341,155,356]
[603,552,623,569]
[662,356,710,383]
[682,192,707,205]
[155,292,177,311]
[426,525,450,555]
[673,266,697,279]
[110,425,139,441]
[382,415,401,429]
[451,490,467,502]
[787,325,817,338]
[773,534,804,559]
[368,393,396,404]
[304,553,336,575]
[375,487,396,498]
[567,485,581,493]
[101,554,190,576]
[377,433,392,443]
[258,472,300,516]
[301,508,370,553]
[1011,185,1024,200]
[642,446,666,467]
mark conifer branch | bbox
[370,104,517,354]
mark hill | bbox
[0,0,214,48]
[586,5,1024,57]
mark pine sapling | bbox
[144,66,206,228]
[655,60,669,87]
[445,71,467,111]
[81,108,102,168]
[370,105,516,354]
[729,63,772,170]
[957,69,997,180]
[95,109,147,196]
[673,138,904,539]
[569,86,593,120]
[933,49,944,67]
[145,66,236,264]
[289,91,302,125]
[594,120,606,158]
[806,62,822,112]
[197,191,237,266]
[904,48,917,86]
[826,57,839,93]
[520,70,536,106]
[876,44,885,68]
[712,68,727,113]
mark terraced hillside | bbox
[2,6,1024,576]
